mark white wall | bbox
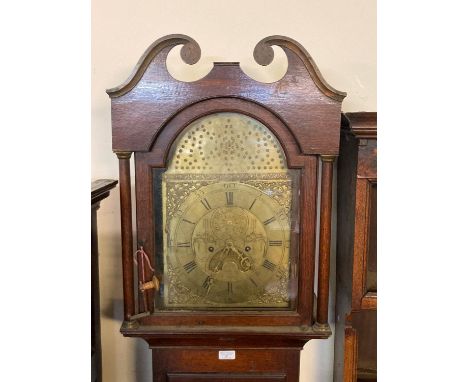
[92,1,376,381]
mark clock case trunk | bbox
[107,35,346,380]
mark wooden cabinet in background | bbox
[334,113,377,382]
[91,179,118,382]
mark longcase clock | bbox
[107,34,346,382]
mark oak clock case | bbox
[107,34,346,382]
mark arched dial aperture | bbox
[161,112,295,309]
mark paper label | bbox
[218,350,236,360]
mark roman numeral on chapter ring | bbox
[200,198,212,210]
[177,242,191,248]
[226,191,234,206]
[263,216,276,226]
[227,282,233,294]
[262,259,277,271]
[183,260,197,273]
[269,240,283,246]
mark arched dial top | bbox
[166,113,288,174]
[161,112,299,309]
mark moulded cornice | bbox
[344,112,377,139]
[106,34,346,101]
[254,35,346,101]
[107,34,346,154]
[106,34,201,98]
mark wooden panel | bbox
[297,156,318,325]
[361,293,377,310]
[366,182,377,293]
[352,177,377,310]
[343,326,358,382]
[352,310,377,378]
[317,156,335,325]
[153,348,300,382]
[167,373,286,382]
[335,128,359,311]
[351,178,371,311]
[357,140,377,179]
[117,154,135,320]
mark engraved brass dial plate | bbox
[161,112,298,309]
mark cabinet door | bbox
[352,177,377,310]
[341,312,377,382]
[352,135,377,311]
[353,310,377,381]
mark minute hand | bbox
[231,245,253,272]
[212,246,230,273]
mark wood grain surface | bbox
[108,35,345,155]
[334,112,377,382]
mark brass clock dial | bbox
[168,182,289,306]
[161,112,298,309]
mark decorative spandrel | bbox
[159,112,299,309]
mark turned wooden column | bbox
[116,151,135,321]
[316,155,335,326]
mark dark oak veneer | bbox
[334,113,377,382]
[156,348,298,382]
[107,34,345,382]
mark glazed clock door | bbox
[157,112,300,310]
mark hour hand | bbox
[208,246,230,273]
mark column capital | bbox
[115,151,132,160]
[320,155,336,163]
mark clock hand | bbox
[212,246,230,273]
[203,276,214,297]
[230,245,253,272]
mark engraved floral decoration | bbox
[162,112,294,308]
